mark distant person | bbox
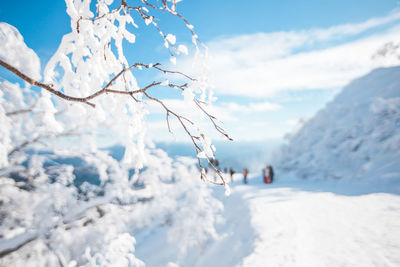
[262,167,270,184]
[267,165,274,184]
[229,167,235,183]
[262,165,274,184]
[224,167,228,173]
[243,168,249,184]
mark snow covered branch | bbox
[0,0,230,264]
[0,59,193,108]
[1,57,232,184]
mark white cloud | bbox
[310,9,400,40]
[144,98,283,141]
[248,102,282,112]
[146,99,281,119]
[285,119,300,126]
[216,101,282,113]
[193,10,400,98]
[145,98,235,121]
[153,10,400,142]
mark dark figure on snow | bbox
[262,167,269,184]
[229,167,235,183]
[263,165,274,184]
[267,165,274,183]
[243,168,249,184]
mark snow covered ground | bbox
[135,173,400,267]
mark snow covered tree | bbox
[0,0,229,265]
[372,41,400,65]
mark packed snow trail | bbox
[226,174,400,267]
[136,173,400,266]
[239,177,400,267]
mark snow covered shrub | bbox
[0,145,223,266]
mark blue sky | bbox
[1,0,400,144]
[1,1,398,62]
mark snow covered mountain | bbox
[273,66,400,185]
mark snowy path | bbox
[200,175,400,267]
[135,174,400,267]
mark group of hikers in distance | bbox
[241,165,274,184]
[207,159,274,185]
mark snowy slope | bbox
[273,66,400,186]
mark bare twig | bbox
[194,99,233,141]
[6,108,32,116]
[8,128,80,157]
[0,233,37,258]
[142,91,229,187]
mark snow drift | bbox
[274,66,400,185]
